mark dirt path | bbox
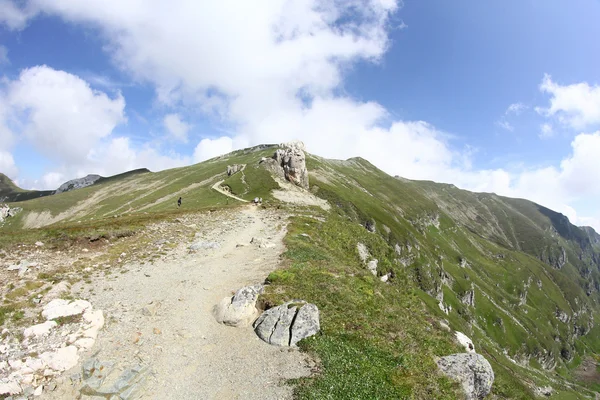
[46,206,313,399]
[211,180,249,203]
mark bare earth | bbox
[42,206,314,399]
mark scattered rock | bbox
[35,241,44,247]
[455,331,476,353]
[23,321,57,339]
[43,282,71,303]
[437,353,494,400]
[357,243,369,263]
[364,219,376,233]
[214,285,263,327]
[250,237,275,249]
[42,299,92,320]
[367,259,378,276]
[141,302,160,317]
[534,385,553,397]
[78,358,150,399]
[7,260,37,277]
[188,241,220,251]
[0,379,21,396]
[254,301,320,346]
[226,164,244,176]
[39,346,79,372]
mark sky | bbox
[0,0,599,231]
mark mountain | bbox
[1,144,600,398]
[0,169,150,203]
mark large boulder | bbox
[269,141,309,189]
[437,353,494,400]
[213,285,263,327]
[254,301,320,346]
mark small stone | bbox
[153,328,161,335]
[33,385,43,396]
[35,241,44,247]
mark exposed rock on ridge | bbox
[55,174,101,194]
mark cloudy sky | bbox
[0,0,599,230]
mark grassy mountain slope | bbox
[2,146,600,398]
[0,173,54,202]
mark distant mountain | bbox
[2,144,600,397]
[0,169,150,203]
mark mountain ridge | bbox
[1,144,600,398]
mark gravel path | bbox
[46,206,313,399]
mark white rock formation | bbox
[455,331,476,353]
[23,321,57,338]
[42,299,92,320]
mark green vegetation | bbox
[2,144,600,398]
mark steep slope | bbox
[306,155,600,396]
[0,173,54,202]
[2,145,600,398]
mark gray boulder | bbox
[271,141,309,189]
[437,353,494,400]
[254,301,320,346]
[213,285,263,327]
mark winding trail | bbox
[211,180,249,203]
[47,206,312,399]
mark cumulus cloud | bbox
[0,0,36,30]
[163,113,191,142]
[0,66,189,189]
[2,1,599,231]
[537,74,600,130]
[0,150,17,178]
[7,65,126,163]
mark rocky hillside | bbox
[0,169,150,203]
[2,143,600,399]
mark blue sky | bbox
[0,0,599,230]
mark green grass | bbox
[262,215,463,399]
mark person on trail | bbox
[178,197,182,208]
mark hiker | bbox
[178,197,182,207]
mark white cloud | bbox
[6,65,126,163]
[539,123,553,139]
[537,74,600,130]
[3,1,600,232]
[0,149,17,178]
[506,102,526,115]
[0,0,36,30]
[193,137,234,163]
[163,113,191,142]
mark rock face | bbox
[271,141,309,189]
[226,164,244,176]
[0,204,21,223]
[56,174,101,194]
[214,285,263,327]
[254,301,320,346]
[437,353,494,400]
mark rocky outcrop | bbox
[0,204,21,223]
[263,141,309,189]
[226,164,244,176]
[455,331,476,353]
[0,299,104,398]
[214,285,263,327]
[56,174,101,194]
[254,301,320,346]
[461,289,475,307]
[437,353,494,400]
[76,358,150,399]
